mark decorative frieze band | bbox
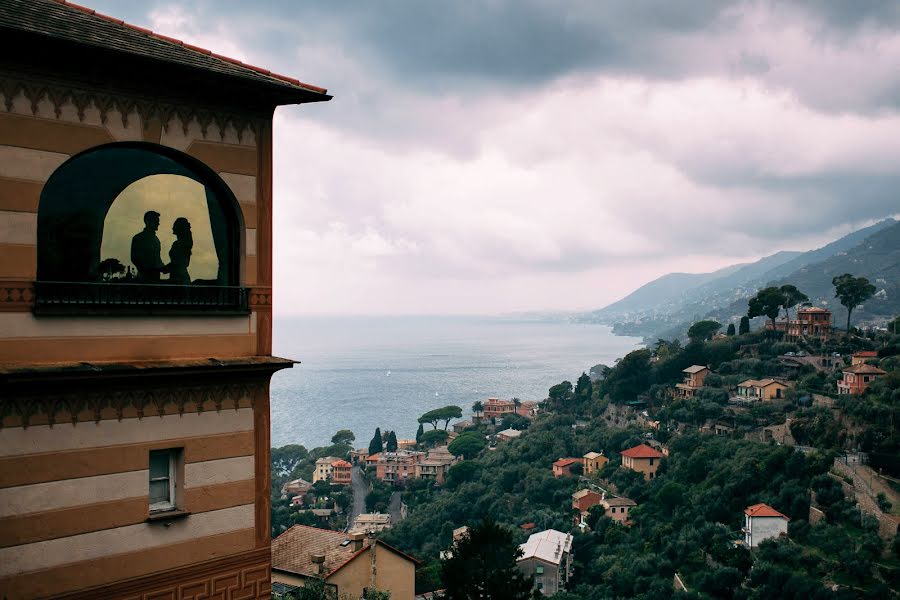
[0,75,263,144]
[0,380,266,429]
[0,282,33,312]
[248,286,271,309]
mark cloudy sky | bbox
[91,1,900,315]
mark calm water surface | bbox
[271,316,641,448]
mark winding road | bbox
[349,465,368,524]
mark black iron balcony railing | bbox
[34,281,249,315]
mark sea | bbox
[270,316,642,449]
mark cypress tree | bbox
[368,427,383,455]
[386,430,398,452]
[416,423,424,443]
[726,323,736,336]
[739,316,750,335]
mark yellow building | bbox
[272,526,418,600]
[0,1,329,597]
[583,451,609,475]
[620,444,664,481]
[736,379,790,401]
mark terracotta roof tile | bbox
[620,444,664,459]
[844,364,886,375]
[745,503,789,519]
[1,0,328,97]
[553,458,581,467]
[272,525,363,577]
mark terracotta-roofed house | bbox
[313,456,340,483]
[743,503,789,547]
[675,365,709,398]
[620,444,664,480]
[766,306,833,340]
[851,351,879,365]
[376,450,425,482]
[837,363,887,395]
[483,398,517,420]
[331,459,352,485]
[572,489,603,514]
[553,458,582,477]
[272,525,418,600]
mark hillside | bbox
[712,218,900,330]
[587,218,897,340]
[587,264,747,321]
[381,328,900,599]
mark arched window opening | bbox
[35,142,246,315]
[100,175,220,284]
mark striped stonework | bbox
[0,1,328,595]
[0,366,281,599]
[0,72,271,361]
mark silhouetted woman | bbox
[168,217,193,284]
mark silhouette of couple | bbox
[131,211,193,284]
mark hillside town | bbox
[1,2,898,600]
[269,284,900,599]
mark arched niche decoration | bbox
[35,142,246,314]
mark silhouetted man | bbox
[131,210,165,282]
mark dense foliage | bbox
[442,519,537,600]
[380,324,900,598]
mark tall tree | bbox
[271,444,309,477]
[748,287,787,330]
[779,284,809,320]
[726,323,736,336]
[575,373,592,399]
[472,400,484,417]
[386,430,398,452]
[448,431,487,459]
[368,427,383,455]
[420,429,449,448]
[688,320,722,342]
[738,316,750,335]
[832,274,876,334]
[441,518,535,600]
[419,406,463,430]
[331,429,355,446]
[604,350,653,403]
[416,423,424,443]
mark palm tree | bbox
[512,397,521,414]
[471,400,483,420]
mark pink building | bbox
[375,450,425,482]
[553,458,581,477]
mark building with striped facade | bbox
[0,0,330,597]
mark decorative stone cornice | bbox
[248,286,272,309]
[0,73,263,144]
[0,380,266,429]
[0,281,34,312]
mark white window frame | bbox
[149,448,178,513]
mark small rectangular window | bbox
[536,566,544,574]
[149,448,180,512]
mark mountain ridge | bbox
[582,217,898,339]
